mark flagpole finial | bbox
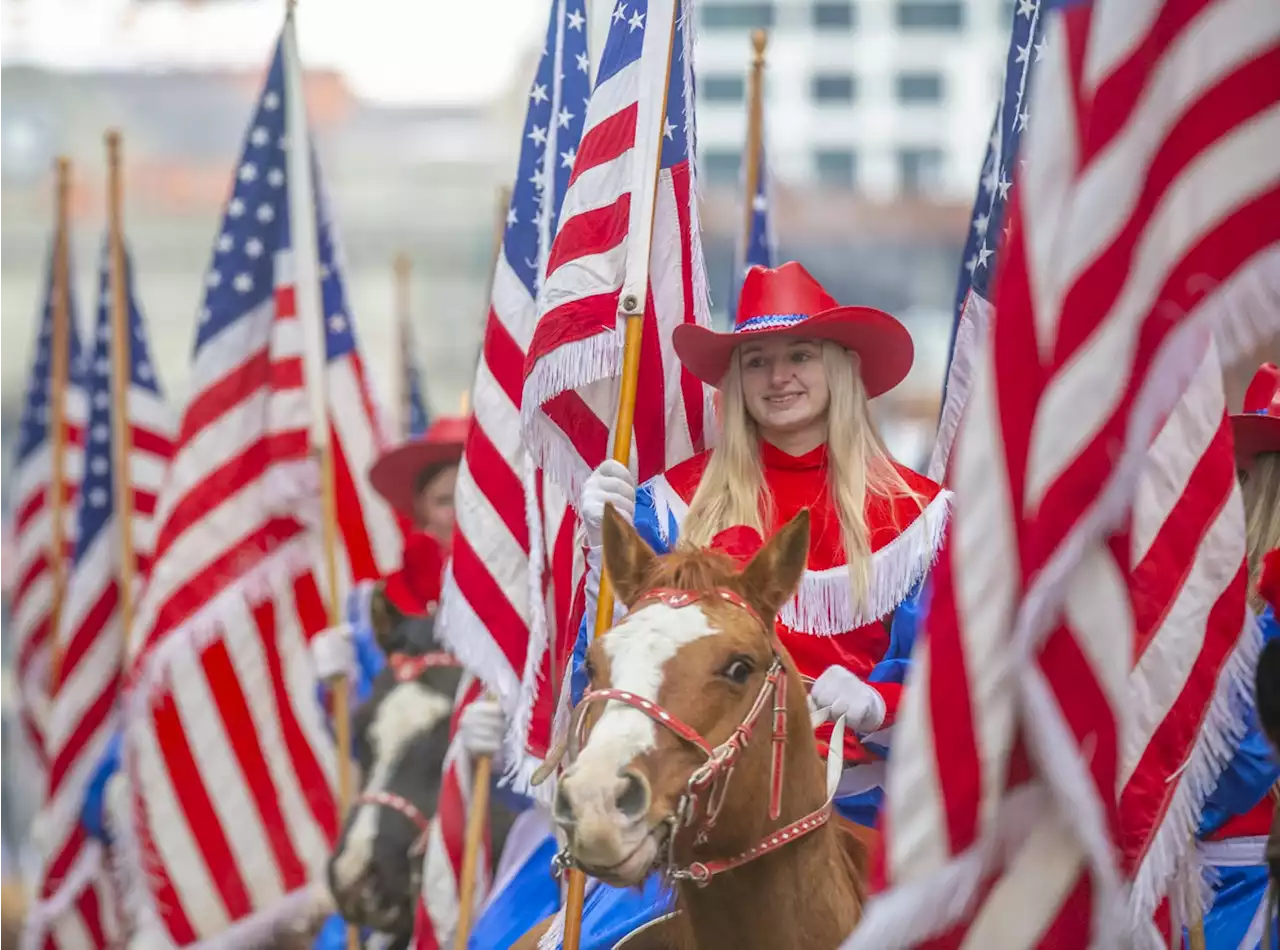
[751,29,767,63]
[105,128,122,164]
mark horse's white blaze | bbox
[579,602,717,779]
[329,681,452,895]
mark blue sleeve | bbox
[81,730,123,843]
[312,915,371,950]
[315,583,386,743]
[867,578,930,688]
[571,481,675,705]
[1198,606,1280,837]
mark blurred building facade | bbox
[695,0,1019,198]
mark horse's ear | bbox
[739,509,810,620]
[370,583,405,654]
[601,502,658,608]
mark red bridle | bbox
[387,650,458,682]
[355,790,432,856]
[562,586,845,886]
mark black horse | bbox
[327,590,518,946]
[1258,637,1280,911]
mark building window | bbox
[811,73,857,104]
[702,74,746,103]
[702,149,742,185]
[814,149,857,188]
[896,72,944,104]
[812,1,855,29]
[898,147,945,195]
[702,2,775,29]
[894,1,964,29]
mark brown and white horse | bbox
[520,505,865,950]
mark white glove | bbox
[458,698,506,758]
[810,666,886,734]
[807,690,829,728]
[310,622,355,682]
[580,460,637,549]
[105,773,131,839]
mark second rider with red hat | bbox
[315,417,471,699]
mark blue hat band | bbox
[733,313,811,333]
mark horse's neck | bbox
[672,823,858,950]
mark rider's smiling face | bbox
[737,337,830,446]
[414,463,458,542]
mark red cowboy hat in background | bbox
[383,532,447,616]
[672,261,914,396]
[1231,363,1280,465]
[369,416,470,518]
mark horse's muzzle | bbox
[554,765,658,884]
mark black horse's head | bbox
[327,591,463,935]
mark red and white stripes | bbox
[117,24,403,946]
[413,675,489,950]
[437,246,584,792]
[28,388,174,950]
[849,1,1280,945]
[521,0,713,508]
[12,352,85,796]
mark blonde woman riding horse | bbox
[506,262,952,949]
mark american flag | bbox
[928,0,1047,483]
[730,137,774,309]
[401,322,431,438]
[424,0,589,941]
[10,231,86,804]
[521,0,713,506]
[847,0,1280,946]
[25,243,175,950]
[437,0,589,785]
[414,674,487,950]
[117,16,402,947]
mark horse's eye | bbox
[719,657,753,685]
[583,656,596,682]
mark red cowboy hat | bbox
[383,532,447,616]
[1230,363,1280,464]
[672,262,914,396]
[369,416,470,518]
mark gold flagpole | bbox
[741,30,767,261]
[451,185,511,950]
[561,0,681,944]
[105,131,138,650]
[46,157,74,691]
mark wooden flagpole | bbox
[741,30,767,261]
[394,252,414,439]
[451,184,511,950]
[561,1,681,946]
[105,131,138,652]
[46,157,74,691]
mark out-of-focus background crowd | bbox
[0,0,1264,909]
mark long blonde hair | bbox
[681,343,922,605]
[1243,451,1280,614]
